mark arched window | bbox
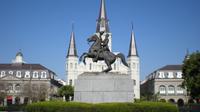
[133,80,136,86]
[159,85,166,94]
[168,85,175,94]
[15,84,20,91]
[132,63,136,69]
[70,63,73,69]
[0,71,6,77]
[168,99,175,103]
[167,72,174,78]
[16,71,21,78]
[41,71,47,78]
[177,72,182,78]
[158,72,165,78]
[33,71,39,78]
[75,63,77,69]
[25,71,30,78]
[69,79,72,85]
[9,71,13,75]
[177,85,184,94]
[8,83,13,91]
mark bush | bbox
[159,99,166,102]
[25,101,178,112]
[0,105,25,111]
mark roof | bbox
[158,65,182,71]
[0,63,50,71]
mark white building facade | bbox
[66,0,140,99]
[0,52,62,106]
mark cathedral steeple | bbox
[128,23,138,57]
[67,23,78,57]
[96,0,110,33]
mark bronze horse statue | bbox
[79,34,129,72]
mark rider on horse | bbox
[93,31,110,62]
[80,30,128,72]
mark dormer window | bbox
[167,72,174,78]
[9,71,13,75]
[16,71,22,78]
[158,72,165,78]
[177,72,182,78]
[25,71,30,78]
[33,71,39,78]
[0,71,6,77]
[41,71,47,78]
[50,73,54,79]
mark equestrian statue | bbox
[79,31,129,72]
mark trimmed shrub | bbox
[25,101,178,112]
[26,101,178,112]
[159,99,166,102]
[0,105,25,111]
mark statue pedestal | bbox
[74,72,134,103]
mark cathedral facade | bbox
[66,0,140,99]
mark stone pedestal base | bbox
[74,72,134,103]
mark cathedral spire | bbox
[96,0,110,33]
[67,23,78,57]
[128,23,138,57]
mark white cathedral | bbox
[66,0,140,99]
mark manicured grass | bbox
[25,101,178,112]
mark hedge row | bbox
[25,101,178,112]
[0,105,25,111]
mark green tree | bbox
[182,51,200,103]
[58,85,74,101]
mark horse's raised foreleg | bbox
[79,52,88,65]
[83,55,87,65]
[103,60,112,73]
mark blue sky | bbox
[0,0,199,80]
